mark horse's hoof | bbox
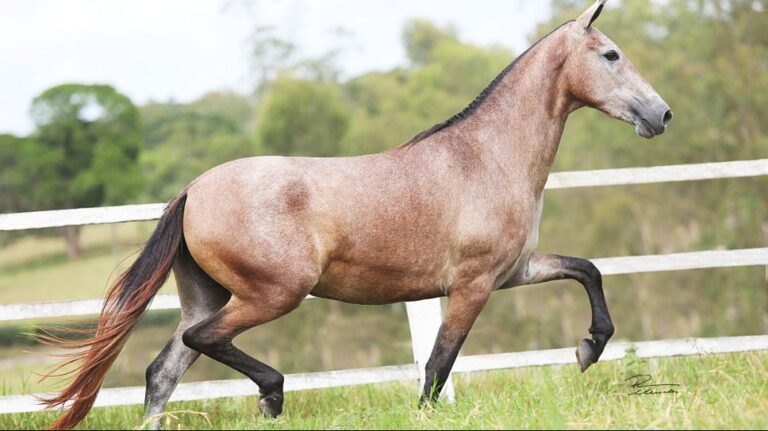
[575,338,597,372]
[259,393,283,418]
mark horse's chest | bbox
[454,194,543,271]
[491,196,544,288]
[493,196,544,289]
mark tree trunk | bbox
[61,225,83,260]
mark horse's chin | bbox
[634,119,661,139]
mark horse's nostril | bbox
[663,109,673,126]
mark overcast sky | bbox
[0,0,552,135]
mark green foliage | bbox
[0,134,27,213]
[402,19,459,66]
[341,70,427,154]
[341,19,512,155]
[140,93,259,200]
[256,77,351,156]
[24,84,142,209]
[0,134,29,246]
[189,91,256,132]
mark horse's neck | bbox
[460,32,576,193]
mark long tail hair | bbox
[37,192,188,430]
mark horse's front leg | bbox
[420,280,491,405]
[521,253,615,372]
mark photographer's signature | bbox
[625,374,680,395]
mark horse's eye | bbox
[603,50,620,62]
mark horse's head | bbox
[564,0,672,138]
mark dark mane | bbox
[400,21,574,147]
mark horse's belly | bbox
[311,260,446,305]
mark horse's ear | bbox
[575,0,607,31]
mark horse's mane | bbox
[399,20,574,148]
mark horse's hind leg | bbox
[521,253,615,372]
[181,292,304,418]
[143,249,230,429]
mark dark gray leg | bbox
[182,296,301,418]
[143,328,200,429]
[523,253,615,371]
[420,285,490,404]
[143,250,230,429]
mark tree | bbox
[0,134,26,213]
[250,25,347,97]
[140,92,260,201]
[341,69,427,155]
[188,91,256,132]
[256,77,351,157]
[26,84,142,259]
[402,19,459,67]
[140,99,259,201]
[341,19,512,155]
[0,134,28,247]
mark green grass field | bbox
[2,351,766,430]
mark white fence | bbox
[0,159,767,415]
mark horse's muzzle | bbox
[634,101,673,139]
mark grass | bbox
[0,222,175,303]
[2,351,767,430]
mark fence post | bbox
[405,298,455,403]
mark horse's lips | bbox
[635,119,659,139]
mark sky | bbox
[0,0,552,136]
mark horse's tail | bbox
[38,192,188,430]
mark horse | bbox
[41,0,672,428]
